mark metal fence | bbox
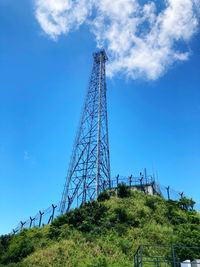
[12,204,60,235]
[10,170,200,235]
[134,244,200,266]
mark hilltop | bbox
[1,185,200,266]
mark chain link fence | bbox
[10,170,200,235]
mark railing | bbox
[134,244,200,266]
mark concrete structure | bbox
[110,182,159,196]
[192,260,200,267]
[182,259,200,267]
[181,260,191,267]
[129,183,156,196]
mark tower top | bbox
[93,50,108,63]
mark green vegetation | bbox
[97,191,110,202]
[117,183,131,198]
[1,186,200,266]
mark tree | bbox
[97,191,110,202]
[117,183,131,198]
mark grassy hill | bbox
[1,185,200,266]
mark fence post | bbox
[171,246,176,267]
[140,245,143,267]
[30,217,35,228]
[30,217,32,228]
[116,175,119,188]
[156,257,160,267]
[140,177,145,193]
[48,205,57,224]
[129,175,132,187]
[39,211,44,227]
[166,186,170,200]
[144,168,147,184]
[52,204,57,221]
[179,192,184,199]
[20,221,25,231]
[13,229,17,235]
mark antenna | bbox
[60,50,111,214]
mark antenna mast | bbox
[60,50,111,214]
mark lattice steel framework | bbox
[60,50,111,214]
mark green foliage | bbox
[114,207,129,223]
[50,201,108,238]
[0,230,35,265]
[178,197,196,211]
[117,183,131,198]
[145,197,157,211]
[188,211,200,224]
[108,190,116,197]
[173,223,200,260]
[118,239,132,255]
[1,191,200,266]
[97,191,110,202]
[0,235,11,259]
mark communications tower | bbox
[60,50,111,214]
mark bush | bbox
[118,239,132,254]
[114,207,128,223]
[117,183,131,198]
[97,191,110,202]
[50,201,108,234]
[114,207,135,223]
[178,197,196,211]
[145,197,157,211]
[1,236,34,264]
[109,190,116,196]
[0,235,11,260]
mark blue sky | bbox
[0,0,200,234]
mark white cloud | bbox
[35,0,92,39]
[35,0,199,80]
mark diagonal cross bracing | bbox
[60,50,111,214]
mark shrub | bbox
[114,207,128,223]
[145,197,157,211]
[118,239,132,255]
[188,213,200,224]
[1,237,34,264]
[97,191,110,202]
[0,235,11,261]
[113,207,135,225]
[109,190,116,196]
[117,183,131,198]
[115,224,127,236]
[78,220,93,232]
[51,214,70,228]
[50,201,108,235]
[174,224,200,261]
[178,197,196,211]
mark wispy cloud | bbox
[35,0,199,80]
[24,151,30,161]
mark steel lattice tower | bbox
[60,50,111,214]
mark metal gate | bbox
[134,244,200,266]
